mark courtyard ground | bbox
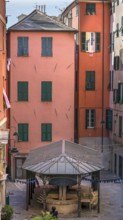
[6,180,123,220]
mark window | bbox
[119,116,122,137]
[41,81,52,101]
[18,124,28,142]
[116,23,119,37]
[76,5,79,16]
[42,37,53,56]
[113,83,123,104]
[121,17,123,36]
[15,158,26,179]
[120,49,123,70]
[110,32,114,53]
[41,123,52,141]
[112,2,115,13]
[81,32,100,52]
[114,154,117,174]
[18,82,28,101]
[106,109,113,131]
[86,3,96,15]
[0,21,4,51]
[116,0,119,5]
[18,37,28,56]
[85,109,95,128]
[86,71,95,90]
[109,70,114,91]
[114,56,119,70]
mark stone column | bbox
[59,186,62,200]
[63,186,66,200]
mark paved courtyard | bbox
[6,180,123,220]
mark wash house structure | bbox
[23,140,103,216]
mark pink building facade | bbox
[8,10,76,179]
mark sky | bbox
[6,0,73,28]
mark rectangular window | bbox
[86,3,96,15]
[116,23,119,37]
[76,5,79,16]
[86,71,95,90]
[0,21,4,51]
[106,109,113,131]
[81,32,100,52]
[114,154,117,175]
[41,123,52,141]
[117,0,119,5]
[120,49,123,70]
[42,37,53,56]
[114,56,119,70]
[110,32,114,53]
[85,109,95,128]
[18,82,28,101]
[119,116,122,137]
[18,123,28,142]
[18,37,28,56]
[121,17,123,36]
[112,2,115,13]
[41,81,52,101]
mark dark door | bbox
[119,156,123,179]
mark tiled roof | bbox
[8,9,77,32]
[23,140,103,175]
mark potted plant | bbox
[1,205,13,220]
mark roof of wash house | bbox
[8,9,77,32]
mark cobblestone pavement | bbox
[6,180,123,220]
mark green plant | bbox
[31,210,57,220]
[1,205,13,220]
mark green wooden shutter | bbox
[23,37,28,56]
[85,110,88,128]
[81,32,86,51]
[18,82,28,101]
[41,124,52,141]
[117,83,121,103]
[95,32,100,52]
[106,109,112,130]
[42,37,52,56]
[86,71,95,90]
[18,37,28,56]
[41,82,52,101]
[18,37,23,56]
[47,124,52,141]
[18,124,28,141]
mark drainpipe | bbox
[101,0,105,153]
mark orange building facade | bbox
[62,0,111,150]
[0,0,9,207]
[78,0,110,147]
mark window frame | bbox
[85,109,95,129]
[81,32,100,52]
[18,123,28,142]
[41,37,53,57]
[41,123,52,142]
[85,71,95,91]
[41,81,52,102]
[86,3,96,15]
[18,81,28,101]
[106,109,113,131]
[17,37,29,57]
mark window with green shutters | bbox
[18,82,28,101]
[86,71,95,90]
[81,32,100,52]
[18,124,28,142]
[42,37,53,56]
[18,37,28,56]
[106,109,113,131]
[41,81,52,101]
[41,123,52,141]
[95,32,100,52]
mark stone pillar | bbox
[63,186,66,200]
[59,186,62,200]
